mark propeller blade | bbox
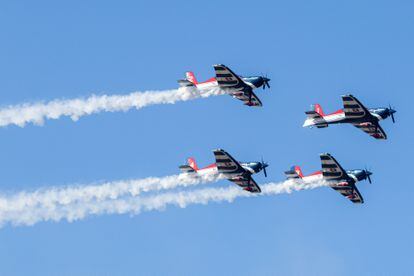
[261,157,268,177]
[389,104,396,123]
[261,76,270,90]
[365,168,372,184]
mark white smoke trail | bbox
[0,173,223,215]
[0,180,328,227]
[0,87,223,127]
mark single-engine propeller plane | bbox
[285,153,372,204]
[178,64,270,107]
[303,94,396,139]
[179,149,269,193]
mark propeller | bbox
[261,157,269,177]
[388,104,396,123]
[262,75,271,90]
[364,167,373,184]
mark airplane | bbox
[285,153,373,204]
[178,64,270,107]
[179,149,269,193]
[303,94,396,139]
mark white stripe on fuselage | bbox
[301,172,324,183]
[242,165,255,174]
[303,112,345,127]
[195,80,218,91]
[301,172,360,186]
[194,78,255,92]
[195,165,218,176]
[193,163,256,177]
[303,110,383,127]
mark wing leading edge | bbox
[213,149,261,193]
[342,95,387,139]
[320,153,364,204]
[342,95,371,119]
[213,64,262,107]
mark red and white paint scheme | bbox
[182,72,218,91]
[303,95,396,139]
[179,149,269,193]
[178,64,270,107]
[181,157,218,176]
[285,153,373,204]
[303,104,346,128]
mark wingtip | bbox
[213,64,227,69]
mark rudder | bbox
[187,157,199,171]
[313,104,324,116]
[186,72,198,84]
[285,166,303,179]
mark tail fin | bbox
[305,104,325,119]
[313,104,324,116]
[179,157,198,174]
[304,104,328,128]
[285,166,304,179]
[187,157,199,171]
[186,72,198,84]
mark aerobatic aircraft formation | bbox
[178,64,397,204]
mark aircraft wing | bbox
[330,182,364,204]
[228,175,262,193]
[320,153,348,181]
[213,149,246,175]
[213,149,261,193]
[342,95,372,120]
[353,121,387,140]
[213,64,262,107]
[214,64,246,89]
[320,153,364,204]
[230,89,262,107]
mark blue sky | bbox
[0,0,412,275]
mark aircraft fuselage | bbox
[303,108,389,127]
[300,169,370,186]
[187,161,265,177]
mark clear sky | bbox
[0,0,412,275]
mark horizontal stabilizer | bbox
[305,110,322,119]
[179,165,196,174]
[304,107,327,127]
[177,79,196,88]
[284,166,303,179]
